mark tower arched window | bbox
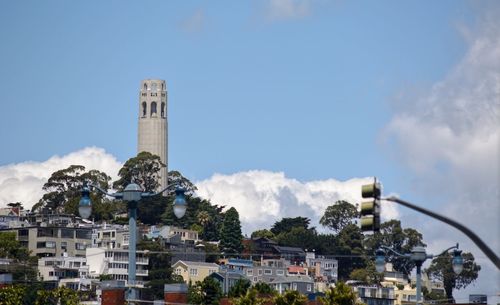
[152,83,157,91]
[142,102,147,117]
[161,102,165,118]
[151,102,157,116]
[143,83,147,91]
[161,83,164,90]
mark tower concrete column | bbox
[137,79,168,191]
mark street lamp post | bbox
[79,182,187,304]
[375,244,463,305]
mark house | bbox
[86,248,149,288]
[209,270,248,294]
[354,285,396,305]
[305,251,338,283]
[268,275,314,295]
[242,237,278,259]
[161,234,206,264]
[94,224,130,249]
[219,258,254,275]
[172,260,219,284]
[271,246,306,265]
[158,226,199,243]
[244,263,288,284]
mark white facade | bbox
[86,248,149,287]
[138,79,168,191]
[38,256,89,282]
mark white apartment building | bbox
[86,248,149,287]
[38,255,92,291]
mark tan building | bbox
[138,79,168,191]
[173,260,219,284]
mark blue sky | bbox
[1,0,498,299]
[0,1,467,183]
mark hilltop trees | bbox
[426,252,480,301]
[320,200,358,233]
[220,207,243,255]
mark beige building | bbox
[5,226,92,257]
[173,260,219,284]
[138,79,168,191]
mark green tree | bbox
[319,282,362,305]
[320,200,359,233]
[0,285,25,305]
[271,217,311,235]
[274,290,307,305]
[253,282,274,295]
[364,220,424,274]
[35,287,80,305]
[168,170,198,196]
[0,232,38,283]
[228,278,251,298]
[232,288,266,305]
[32,165,114,220]
[220,207,243,255]
[113,151,164,192]
[426,252,480,301]
[188,277,223,305]
[349,261,383,285]
[137,239,184,300]
[250,229,275,239]
[275,226,318,250]
[336,224,367,280]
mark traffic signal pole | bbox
[383,196,500,270]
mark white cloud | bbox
[264,0,311,21]
[384,6,500,300]
[180,9,205,33]
[0,147,122,210]
[195,170,397,234]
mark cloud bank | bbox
[195,170,398,234]
[0,147,122,210]
[383,5,500,300]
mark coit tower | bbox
[137,79,168,191]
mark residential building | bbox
[269,275,314,295]
[158,225,199,243]
[161,234,205,264]
[354,286,396,305]
[38,255,89,282]
[2,225,92,257]
[172,260,219,284]
[219,258,254,275]
[305,251,338,283]
[94,225,130,249]
[86,248,149,287]
[244,262,288,284]
[209,270,247,294]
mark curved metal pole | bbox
[383,196,500,270]
[380,246,411,258]
[434,243,459,258]
[85,182,123,199]
[140,184,179,198]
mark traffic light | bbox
[360,179,381,233]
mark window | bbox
[75,243,86,250]
[61,242,67,250]
[76,230,91,239]
[161,102,165,118]
[151,102,157,115]
[144,83,148,91]
[276,270,284,276]
[258,269,263,276]
[292,283,297,291]
[61,229,74,238]
[307,284,312,292]
[247,270,253,276]
[264,269,272,275]
[190,268,198,276]
[175,268,182,275]
[142,102,147,117]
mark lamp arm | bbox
[433,243,459,258]
[87,183,123,199]
[383,196,500,270]
[141,184,178,197]
[380,246,410,258]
